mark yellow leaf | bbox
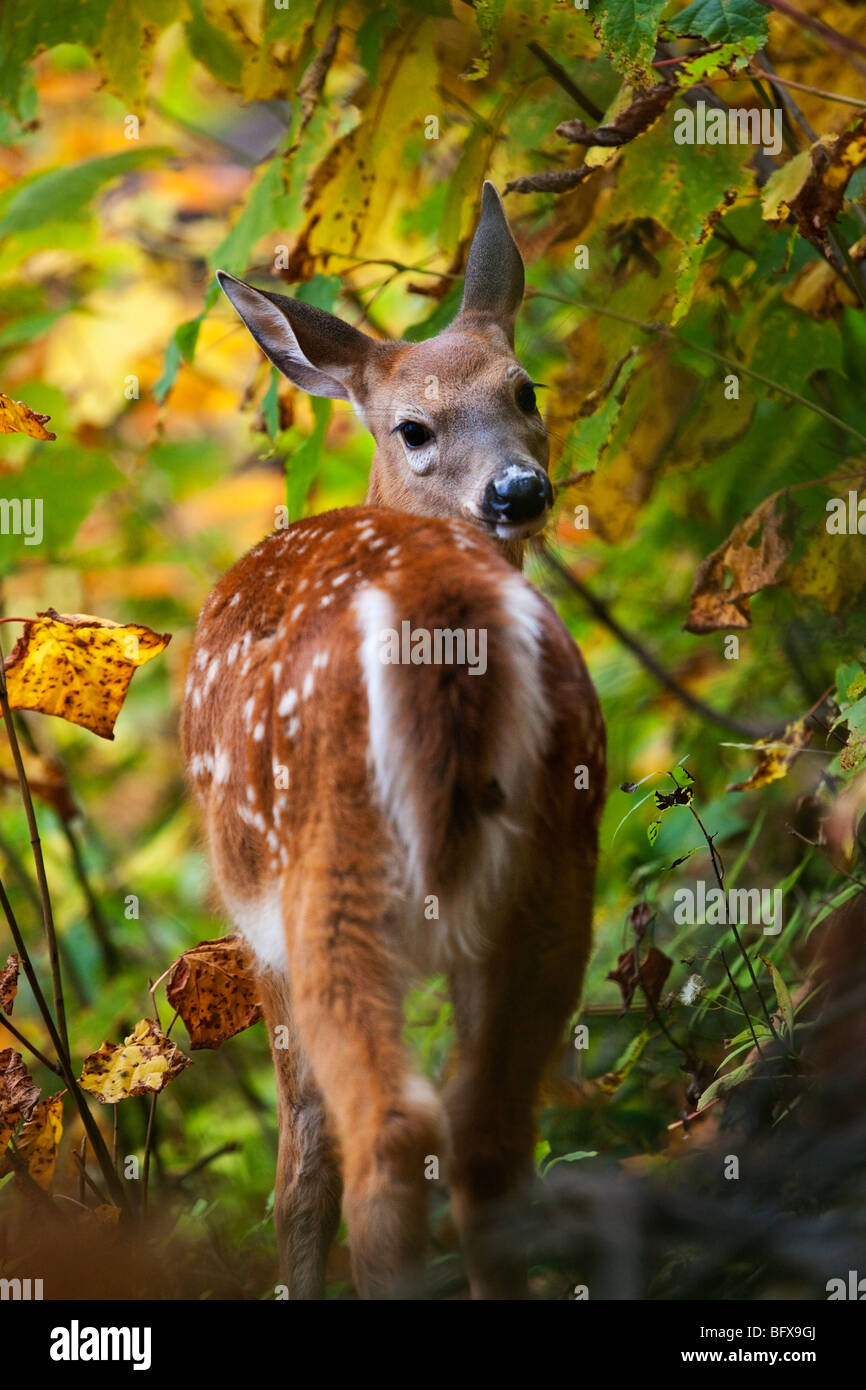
[302,21,437,260]
[0,1094,63,1190]
[761,149,813,222]
[0,392,56,441]
[3,609,171,741]
[784,528,866,613]
[726,719,812,792]
[78,1019,191,1103]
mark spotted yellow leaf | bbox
[0,1093,63,1190]
[726,719,812,792]
[3,609,171,740]
[78,1019,190,1103]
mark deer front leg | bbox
[258,971,342,1299]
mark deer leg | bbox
[258,970,342,1299]
[446,877,593,1300]
[284,845,445,1299]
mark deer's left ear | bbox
[457,181,525,345]
[217,271,380,401]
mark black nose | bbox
[483,466,553,524]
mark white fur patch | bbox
[225,888,288,973]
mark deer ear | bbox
[217,271,377,402]
[457,182,525,344]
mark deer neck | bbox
[363,473,527,571]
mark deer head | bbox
[217,182,551,568]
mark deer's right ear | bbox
[457,182,525,345]
[217,271,377,402]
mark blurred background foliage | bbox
[1,0,865,1297]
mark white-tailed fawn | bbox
[182,183,605,1299]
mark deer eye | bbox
[396,421,433,448]
[515,382,537,414]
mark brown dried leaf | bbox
[0,956,19,1015]
[166,934,264,1050]
[78,1019,190,1103]
[556,83,675,148]
[727,719,813,792]
[607,946,673,1011]
[685,494,794,634]
[788,113,866,253]
[297,26,340,132]
[505,166,592,196]
[0,1048,40,1151]
[0,392,56,440]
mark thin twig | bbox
[0,1008,62,1075]
[686,796,780,1044]
[536,543,766,740]
[761,1,866,78]
[0,873,127,1207]
[0,676,68,1055]
[531,290,866,447]
[169,1141,240,1187]
[743,69,866,113]
[526,42,604,122]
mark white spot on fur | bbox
[332,573,349,587]
[302,670,315,700]
[290,603,304,622]
[287,716,300,739]
[225,888,287,973]
[320,593,334,608]
[213,747,231,785]
[253,722,265,742]
[278,688,297,716]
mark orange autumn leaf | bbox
[0,392,56,440]
[166,934,264,1050]
[3,609,171,740]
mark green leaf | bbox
[667,0,770,47]
[185,0,245,88]
[534,1138,552,1173]
[698,1059,756,1109]
[465,0,506,81]
[648,817,661,845]
[0,1,109,116]
[357,6,399,85]
[153,333,183,405]
[592,1,669,84]
[262,368,280,441]
[758,955,795,1041]
[295,275,341,313]
[543,1150,598,1172]
[610,114,755,324]
[211,149,288,278]
[0,443,121,576]
[0,148,168,239]
[286,396,332,521]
